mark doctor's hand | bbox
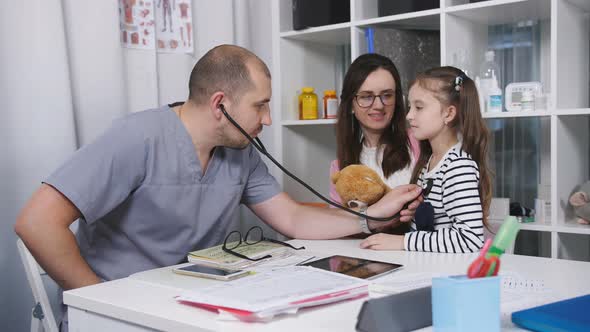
[367,184,422,225]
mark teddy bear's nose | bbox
[347,200,368,210]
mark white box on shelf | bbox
[534,199,551,224]
[505,82,543,112]
[489,197,510,224]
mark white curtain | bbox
[0,0,79,326]
[0,0,272,330]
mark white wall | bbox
[0,0,274,330]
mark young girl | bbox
[330,53,420,206]
[361,66,491,253]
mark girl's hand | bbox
[360,234,405,250]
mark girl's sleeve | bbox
[329,160,342,207]
[404,158,484,253]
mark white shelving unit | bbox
[270,0,590,261]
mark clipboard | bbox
[512,294,590,332]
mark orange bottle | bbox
[299,87,318,120]
[323,90,338,119]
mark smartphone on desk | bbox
[172,264,250,281]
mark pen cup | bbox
[432,275,500,332]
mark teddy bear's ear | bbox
[570,192,589,207]
[331,171,341,184]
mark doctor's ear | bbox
[209,92,226,119]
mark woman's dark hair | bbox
[335,53,411,178]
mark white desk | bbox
[64,239,590,332]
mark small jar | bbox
[299,87,318,120]
[323,90,338,119]
[521,90,535,111]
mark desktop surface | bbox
[64,239,590,332]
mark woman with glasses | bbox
[331,54,420,217]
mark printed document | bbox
[177,266,369,316]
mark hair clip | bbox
[454,75,464,91]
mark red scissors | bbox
[467,238,500,279]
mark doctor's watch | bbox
[358,205,372,234]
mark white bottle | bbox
[475,76,486,113]
[479,50,502,111]
[487,73,503,112]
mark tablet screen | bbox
[302,255,402,279]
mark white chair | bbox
[17,238,59,332]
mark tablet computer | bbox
[302,255,402,280]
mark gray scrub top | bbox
[45,105,281,281]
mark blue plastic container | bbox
[432,275,500,332]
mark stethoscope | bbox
[218,103,433,222]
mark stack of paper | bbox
[499,270,557,328]
[176,266,369,321]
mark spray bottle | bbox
[487,73,503,112]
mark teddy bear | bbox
[330,164,390,208]
[331,164,435,232]
[569,181,590,225]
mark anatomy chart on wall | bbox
[118,0,156,50]
[154,0,193,53]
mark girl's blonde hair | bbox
[409,66,492,228]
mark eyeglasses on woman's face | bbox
[222,226,305,261]
[354,90,396,108]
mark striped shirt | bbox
[404,142,485,253]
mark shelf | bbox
[282,119,337,126]
[566,0,590,11]
[556,232,590,261]
[553,108,590,116]
[554,222,590,235]
[280,23,351,45]
[482,110,551,118]
[554,115,589,237]
[354,10,441,30]
[518,222,553,232]
[274,0,590,261]
[446,0,551,25]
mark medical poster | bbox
[118,0,156,50]
[154,0,194,53]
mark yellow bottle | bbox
[299,87,318,120]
